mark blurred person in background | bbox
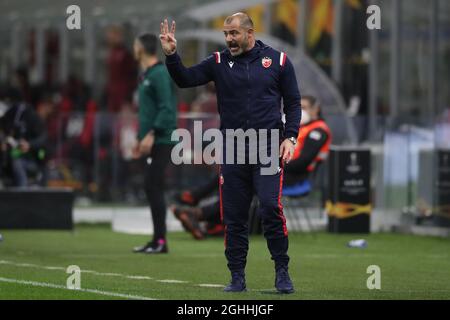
[171,171,224,240]
[0,86,10,118]
[115,100,141,203]
[131,33,177,254]
[56,76,100,196]
[0,86,10,185]
[106,25,137,113]
[191,82,219,131]
[34,93,57,174]
[10,67,38,106]
[59,74,91,114]
[283,95,331,188]
[191,82,217,114]
[0,88,49,187]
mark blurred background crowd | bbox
[0,0,449,222]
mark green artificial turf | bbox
[0,224,449,300]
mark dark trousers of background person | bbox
[144,144,172,241]
[11,157,45,187]
[190,172,219,201]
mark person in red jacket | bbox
[105,26,137,113]
[284,95,332,187]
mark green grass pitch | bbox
[0,224,449,300]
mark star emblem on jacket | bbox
[262,57,272,68]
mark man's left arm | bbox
[151,69,176,133]
[279,56,301,163]
[280,56,301,140]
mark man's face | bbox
[133,39,143,61]
[106,28,123,47]
[37,101,54,119]
[223,19,251,57]
[300,99,317,125]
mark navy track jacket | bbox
[165,40,301,140]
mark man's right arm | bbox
[159,19,214,88]
[165,52,214,88]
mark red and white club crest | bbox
[262,57,272,68]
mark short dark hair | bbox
[301,95,318,107]
[137,33,158,55]
[225,12,254,30]
[302,95,323,118]
[5,86,23,103]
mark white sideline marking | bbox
[0,277,155,300]
[93,272,122,277]
[0,260,191,286]
[0,260,152,282]
[0,260,280,294]
[43,266,65,271]
[197,284,224,288]
[0,260,65,271]
[156,279,188,284]
[0,260,235,289]
[126,275,153,280]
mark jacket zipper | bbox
[246,62,250,128]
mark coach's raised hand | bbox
[159,19,177,55]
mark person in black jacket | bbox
[0,88,47,187]
[160,13,301,293]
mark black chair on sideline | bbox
[282,179,315,232]
[282,163,326,234]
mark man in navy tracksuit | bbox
[160,13,301,293]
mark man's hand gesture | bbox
[280,138,295,164]
[159,19,177,56]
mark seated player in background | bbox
[0,88,48,187]
[170,172,223,240]
[283,95,332,189]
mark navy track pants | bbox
[219,161,289,273]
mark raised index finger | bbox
[164,19,169,34]
[171,20,176,34]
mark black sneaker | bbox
[132,241,154,253]
[142,238,168,254]
[224,272,247,292]
[275,266,294,294]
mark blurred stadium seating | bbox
[0,0,449,233]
